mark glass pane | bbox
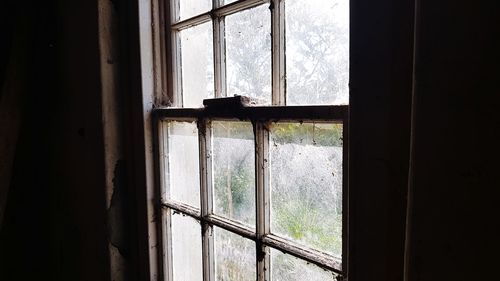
[222,0,238,5]
[166,121,200,208]
[178,0,212,22]
[171,213,203,281]
[180,22,214,107]
[271,249,338,281]
[286,0,349,105]
[226,4,271,104]
[215,227,256,281]
[212,121,255,226]
[270,122,343,256]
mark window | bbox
[153,0,349,280]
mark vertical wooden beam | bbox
[255,122,270,281]
[200,119,215,281]
[213,0,227,98]
[157,121,171,281]
[271,0,285,105]
[213,17,227,98]
[169,0,183,106]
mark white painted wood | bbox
[213,16,227,98]
[271,0,285,105]
[158,1,348,280]
[255,122,270,281]
[200,120,215,281]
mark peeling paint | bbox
[107,159,130,258]
[109,242,128,281]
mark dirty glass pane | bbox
[286,0,349,105]
[270,122,343,256]
[215,227,256,281]
[171,213,203,281]
[271,249,338,281]
[212,121,255,226]
[178,0,212,22]
[166,121,200,208]
[222,0,238,6]
[180,22,214,107]
[226,4,271,104]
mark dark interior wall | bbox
[51,0,109,279]
[349,0,414,280]
[0,1,56,279]
[0,0,109,280]
[407,1,500,280]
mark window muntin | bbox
[159,0,349,280]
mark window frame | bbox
[167,0,289,106]
[153,105,348,280]
[127,0,417,279]
[154,0,350,280]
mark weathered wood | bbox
[255,121,271,281]
[163,202,201,219]
[263,234,343,275]
[170,0,268,31]
[271,0,285,105]
[154,104,348,122]
[205,215,256,240]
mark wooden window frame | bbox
[167,0,289,106]
[153,105,348,280]
[154,0,350,280]
[129,0,416,280]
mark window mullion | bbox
[271,0,285,105]
[159,121,173,281]
[212,0,221,9]
[170,0,180,22]
[159,121,169,205]
[200,119,215,281]
[163,208,174,281]
[212,16,227,98]
[255,121,270,281]
[213,0,226,98]
[170,0,183,106]
[200,119,214,218]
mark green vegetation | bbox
[213,121,343,281]
[272,123,343,147]
[211,0,348,277]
